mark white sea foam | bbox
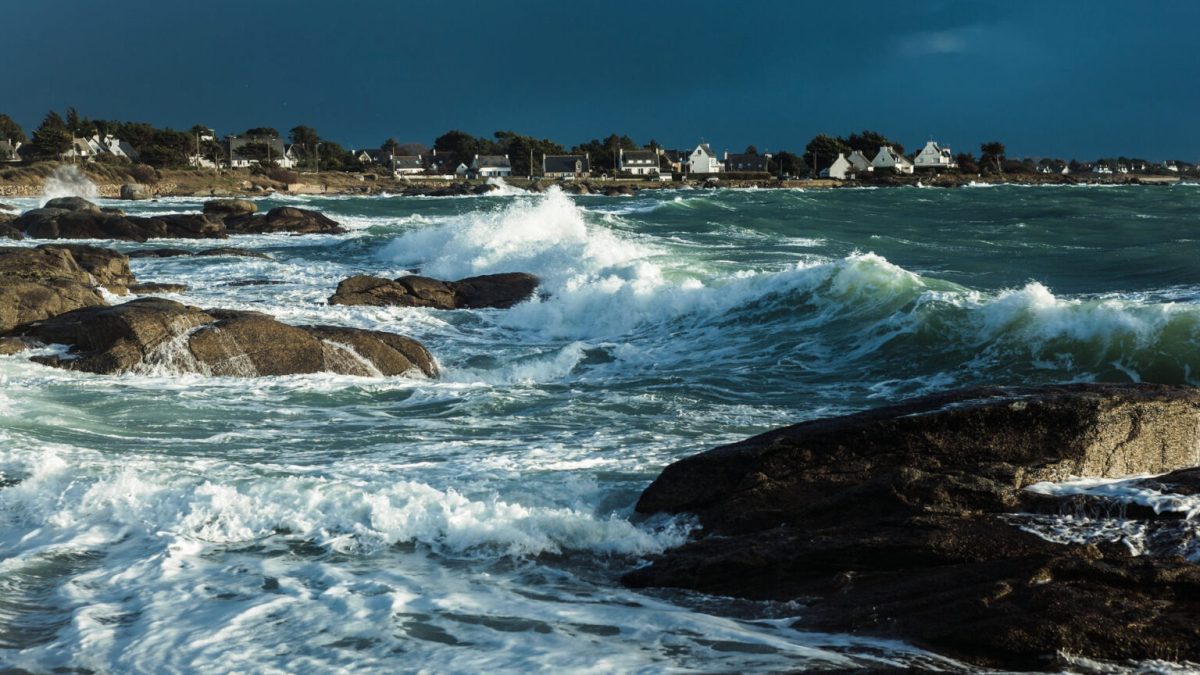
[41,164,99,204]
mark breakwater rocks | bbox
[329,273,540,310]
[10,198,344,241]
[7,298,437,378]
[625,383,1200,671]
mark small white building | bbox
[1092,163,1113,175]
[871,146,914,174]
[847,150,873,173]
[618,149,660,176]
[543,153,591,179]
[688,143,723,174]
[1164,161,1179,173]
[912,140,957,170]
[0,139,21,163]
[822,153,853,180]
[471,154,512,178]
[391,155,425,176]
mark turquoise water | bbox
[1,184,1198,672]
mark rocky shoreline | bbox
[0,197,542,377]
[625,383,1200,671]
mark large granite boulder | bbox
[6,297,437,378]
[119,183,150,200]
[0,213,20,240]
[202,199,257,219]
[0,245,133,331]
[328,273,539,310]
[625,384,1200,671]
[43,196,102,213]
[223,206,345,235]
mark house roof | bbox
[474,155,510,168]
[392,155,423,169]
[692,143,715,157]
[543,154,590,173]
[621,149,657,163]
[724,153,768,166]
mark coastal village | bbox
[0,109,1196,197]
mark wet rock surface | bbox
[624,384,1200,671]
[221,206,346,235]
[5,297,437,378]
[128,247,272,259]
[328,273,539,310]
[0,245,128,331]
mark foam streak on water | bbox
[3,184,1200,672]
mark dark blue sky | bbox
[6,1,1198,160]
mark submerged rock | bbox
[0,245,133,332]
[625,384,1200,670]
[128,247,271,259]
[129,282,188,294]
[328,273,539,310]
[6,297,436,378]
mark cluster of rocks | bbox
[1,196,545,378]
[626,383,1200,671]
[6,197,344,242]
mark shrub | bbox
[129,163,159,184]
[266,166,299,184]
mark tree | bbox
[0,114,26,143]
[433,129,481,168]
[804,134,849,173]
[138,128,192,168]
[30,110,72,159]
[290,125,321,149]
[844,130,903,156]
[955,152,979,174]
[65,107,82,135]
[116,122,158,153]
[244,127,280,139]
[492,130,565,176]
[768,151,807,177]
[396,142,428,156]
[980,141,1005,174]
[744,145,759,155]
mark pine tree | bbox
[31,110,72,159]
[0,114,26,143]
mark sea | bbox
[1,180,1198,673]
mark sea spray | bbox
[41,164,99,205]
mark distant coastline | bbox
[0,162,1188,200]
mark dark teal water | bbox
[0,184,1197,672]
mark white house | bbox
[1164,161,1179,172]
[0,139,21,163]
[871,145,914,174]
[688,143,722,174]
[1092,163,1113,175]
[822,153,853,180]
[618,149,660,176]
[391,155,425,176]
[847,150,873,173]
[471,154,512,177]
[912,140,957,170]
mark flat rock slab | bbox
[328,272,539,309]
[128,247,271,259]
[625,384,1200,670]
[5,297,437,379]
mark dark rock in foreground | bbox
[625,384,1200,671]
[5,297,436,378]
[0,245,132,331]
[328,273,539,310]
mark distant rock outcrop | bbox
[626,384,1200,671]
[328,273,540,310]
[6,297,437,378]
[220,206,346,235]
